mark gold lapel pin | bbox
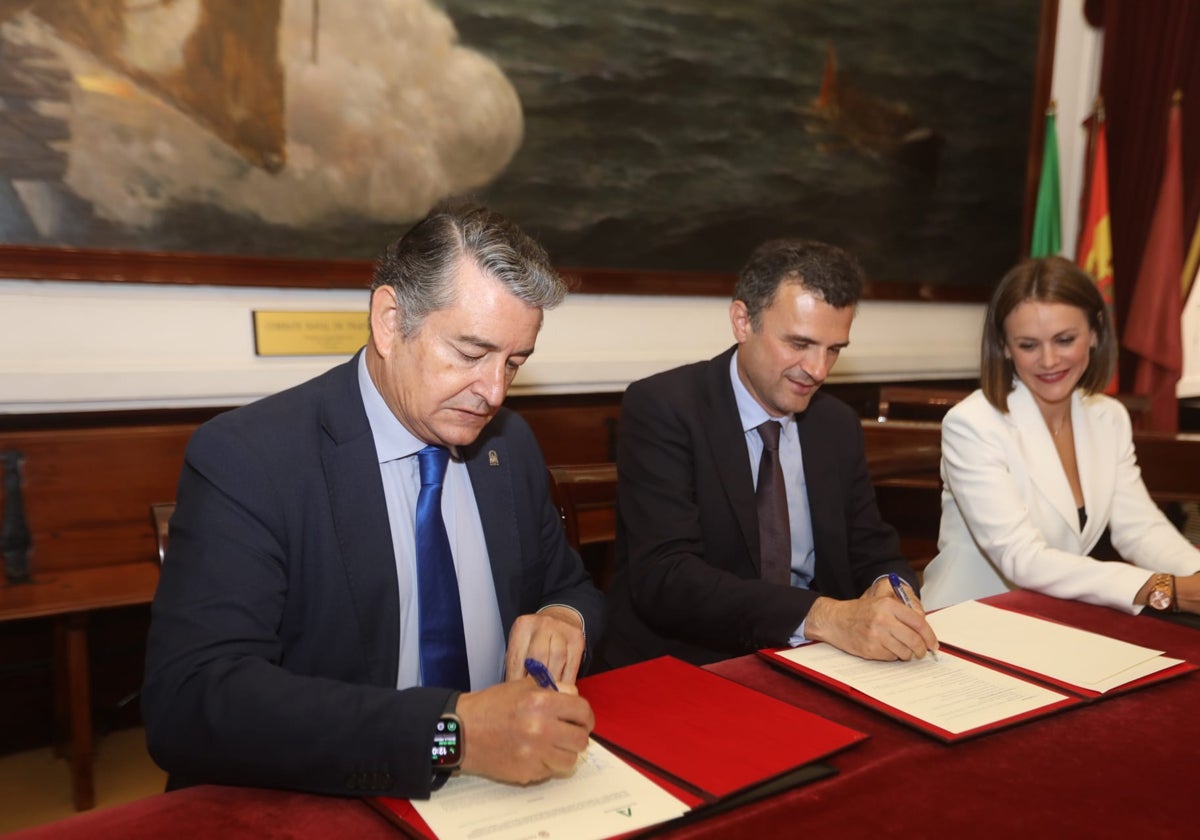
[488,450,500,467]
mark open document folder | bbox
[925,599,1188,695]
[405,738,690,840]
[759,598,1197,742]
[372,656,867,839]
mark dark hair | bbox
[981,256,1116,411]
[733,239,864,329]
[370,199,565,336]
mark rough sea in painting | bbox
[0,0,1039,288]
[437,0,1039,286]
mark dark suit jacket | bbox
[603,346,914,667]
[143,353,604,799]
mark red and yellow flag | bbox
[1076,101,1116,393]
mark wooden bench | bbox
[0,423,195,810]
[10,385,1183,812]
[875,385,1154,429]
[861,419,1200,574]
[862,418,1200,495]
[0,563,160,810]
[547,463,618,590]
[875,386,971,423]
[544,450,953,585]
[0,396,623,808]
[150,502,175,565]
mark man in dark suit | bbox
[143,202,604,800]
[603,239,937,668]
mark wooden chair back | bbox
[876,385,1152,429]
[876,386,970,423]
[546,463,618,590]
[149,502,175,565]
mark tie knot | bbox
[757,420,783,452]
[417,445,450,487]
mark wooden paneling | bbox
[507,393,622,464]
[0,414,205,764]
[861,419,1200,501]
[547,463,618,591]
[2,382,1191,764]
[0,426,195,573]
[1123,432,1200,502]
[861,419,1200,575]
[0,396,627,761]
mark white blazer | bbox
[921,381,1200,613]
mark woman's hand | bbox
[1175,572,1200,614]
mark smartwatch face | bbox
[431,716,461,768]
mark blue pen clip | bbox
[888,572,915,608]
[888,573,939,661]
[524,658,559,691]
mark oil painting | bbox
[0,0,1042,289]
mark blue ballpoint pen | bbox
[524,658,559,691]
[888,573,940,661]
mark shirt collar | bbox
[357,352,426,464]
[729,349,794,436]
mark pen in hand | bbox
[888,573,939,661]
[524,658,559,691]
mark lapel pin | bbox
[488,450,500,467]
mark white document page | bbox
[778,644,1067,734]
[1087,654,1185,693]
[927,600,1175,691]
[411,738,690,840]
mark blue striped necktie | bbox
[415,445,470,691]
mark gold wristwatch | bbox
[1146,574,1176,612]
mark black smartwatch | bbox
[430,712,463,790]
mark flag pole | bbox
[1076,96,1104,261]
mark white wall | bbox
[0,279,983,413]
[1,7,1114,414]
[1183,270,1200,398]
[1049,1,1104,259]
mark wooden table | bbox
[0,562,160,811]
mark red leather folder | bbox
[368,798,435,839]
[578,655,867,801]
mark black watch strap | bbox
[431,692,463,790]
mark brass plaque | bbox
[252,311,369,356]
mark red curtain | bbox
[1086,0,1200,388]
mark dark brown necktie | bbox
[756,420,791,585]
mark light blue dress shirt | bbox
[730,352,816,643]
[358,355,505,689]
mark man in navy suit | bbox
[603,239,937,668]
[144,201,604,800]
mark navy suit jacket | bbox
[143,353,604,799]
[603,346,914,667]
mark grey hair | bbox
[370,199,566,336]
[733,239,864,330]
